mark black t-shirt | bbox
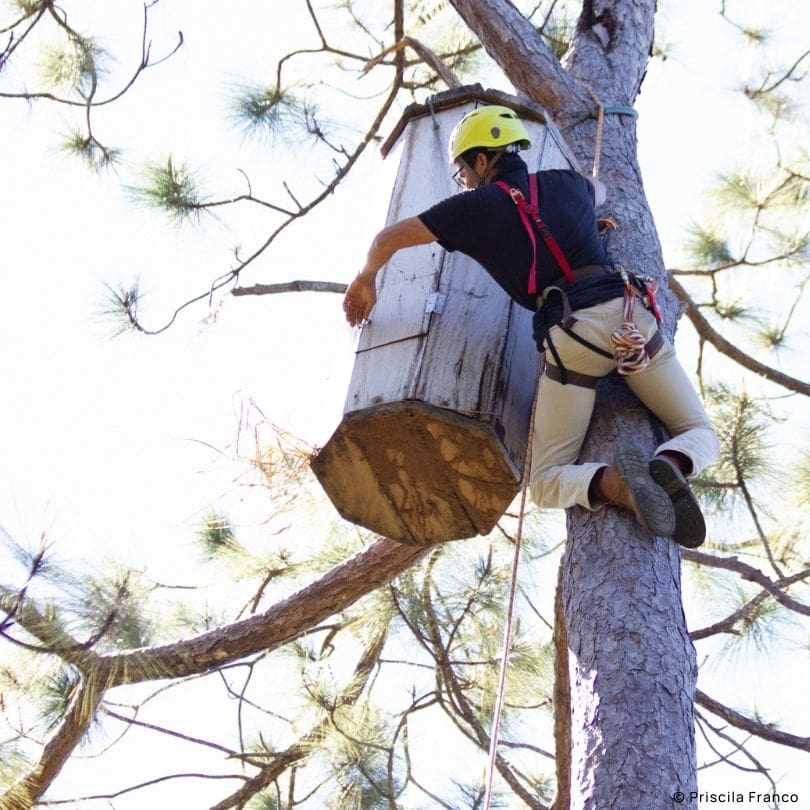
[418,161,610,310]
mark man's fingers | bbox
[343,296,363,326]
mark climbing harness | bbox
[493,171,664,387]
[494,172,575,294]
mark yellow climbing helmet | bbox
[448,105,531,163]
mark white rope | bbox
[483,392,538,809]
[610,269,657,376]
[483,83,606,802]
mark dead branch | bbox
[210,625,388,809]
[364,36,462,88]
[668,274,810,397]
[680,550,810,617]
[232,281,347,297]
[695,691,810,753]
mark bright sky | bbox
[1,0,808,806]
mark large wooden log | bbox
[312,86,578,545]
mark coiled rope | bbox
[610,270,655,375]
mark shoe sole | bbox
[614,446,676,537]
[648,458,706,548]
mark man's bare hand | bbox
[342,217,435,327]
[343,274,377,326]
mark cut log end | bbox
[311,401,521,546]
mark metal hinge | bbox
[425,292,447,315]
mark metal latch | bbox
[425,292,446,315]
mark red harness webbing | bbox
[495,173,576,294]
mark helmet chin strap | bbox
[477,150,505,187]
[457,148,507,188]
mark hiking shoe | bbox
[648,456,706,548]
[601,445,676,537]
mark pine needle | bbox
[40,666,81,732]
[38,34,107,96]
[60,129,121,172]
[229,82,304,143]
[197,509,242,559]
[685,223,735,267]
[129,155,206,224]
[95,280,143,336]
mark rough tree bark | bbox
[449,0,698,807]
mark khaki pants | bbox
[528,295,719,511]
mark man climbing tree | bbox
[342,103,719,548]
[1,1,808,808]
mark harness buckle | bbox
[509,187,525,205]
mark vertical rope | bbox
[483,85,604,804]
[483,390,538,809]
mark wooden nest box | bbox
[311,86,579,546]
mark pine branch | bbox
[103,708,247,761]
[1,673,104,809]
[125,76,402,334]
[1,540,426,805]
[0,584,102,671]
[0,3,183,108]
[93,538,427,686]
[420,558,549,810]
[447,0,589,119]
[680,550,810,617]
[363,36,462,88]
[232,281,347,297]
[33,773,248,806]
[209,625,388,810]
[696,710,778,791]
[689,589,771,641]
[668,274,810,396]
[745,49,810,99]
[695,691,810,753]
[0,1,47,65]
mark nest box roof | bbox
[380,84,553,158]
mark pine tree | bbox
[1,1,808,807]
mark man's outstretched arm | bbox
[343,216,437,326]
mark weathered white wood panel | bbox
[414,248,510,411]
[353,245,442,352]
[313,86,579,545]
[538,124,575,169]
[353,114,457,354]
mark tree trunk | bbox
[450,0,698,805]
